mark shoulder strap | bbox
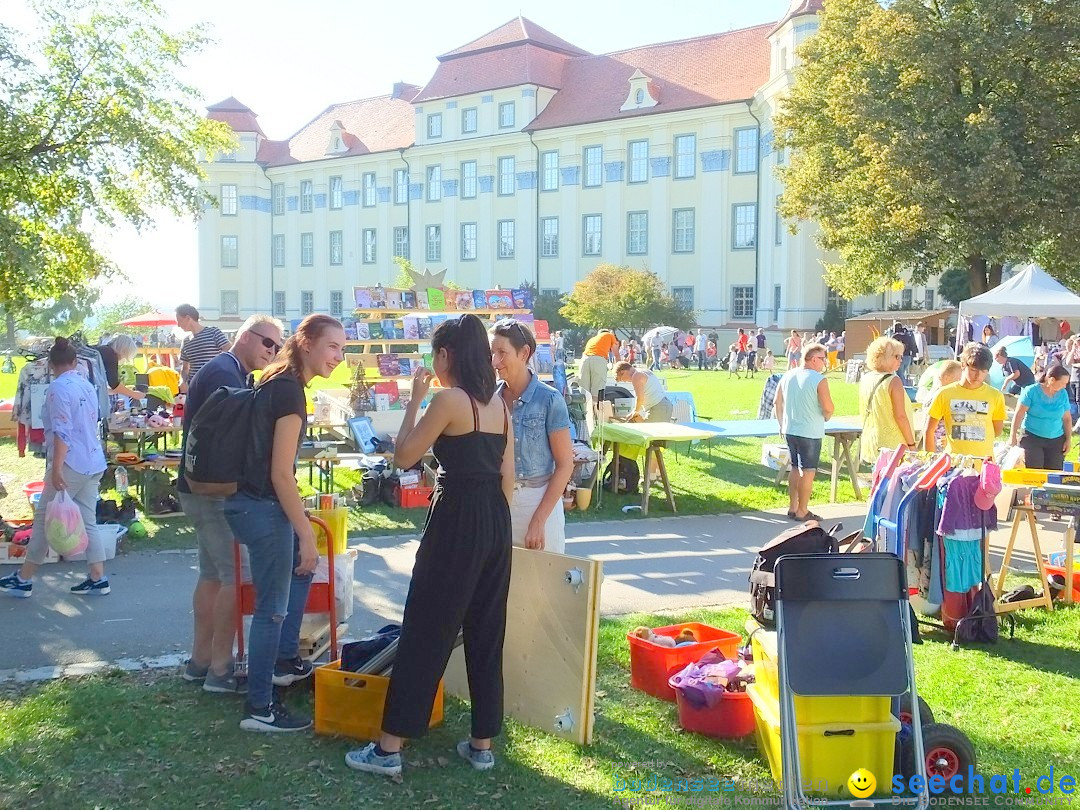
[502,399,509,438]
[865,373,894,417]
[461,388,479,432]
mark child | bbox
[925,345,1004,456]
[918,360,961,451]
[706,340,717,369]
[728,344,741,378]
[761,350,776,371]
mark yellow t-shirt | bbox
[583,332,618,358]
[147,365,182,396]
[927,381,1005,458]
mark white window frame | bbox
[461,107,477,134]
[497,220,515,259]
[272,233,285,267]
[901,288,914,309]
[460,160,477,199]
[300,180,313,213]
[461,222,477,261]
[220,235,238,267]
[583,146,603,188]
[301,290,314,317]
[329,230,343,265]
[363,172,376,207]
[220,290,239,316]
[541,150,559,191]
[673,208,695,253]
[330,290,343,318]
[362,229,376,264]
[426,165,442,202]
[732,286,755,320]
[272,183,284,215]
[427,112,442,139]
[627,211,648,255]
[330,175,343,209]
[393,226,409,259]
[540,217,559,258]
[582,214,602,256]
[426,224,441,262]
[827,289,850,319]
[628,140,648,183]
[220,184,237,215]
[394,168,408,205]
[498,156,515,196]
[498,101,515,129]
[273,290,286,317]
[734,127,759,174]
[673,286,695,311]
[925,288,935,310]
[733,203,757,249]
[674,134,696,179]
[300,232,314,266]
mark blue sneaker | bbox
[456,740,495,771]
[344,742,402,777]
[0,573,32,598]
[70,577,110,595]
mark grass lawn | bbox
[1,361,862,548]
[1,601,1077,808]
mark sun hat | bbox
[974,460,1003,511]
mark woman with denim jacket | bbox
[224,314,345,733]
[491,320,574,554]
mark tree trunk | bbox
[4,310,14,347]
[988,263,1003,290]
[968,256,989,295]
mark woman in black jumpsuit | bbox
[346,314,514,778]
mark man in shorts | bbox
[179,315,284,693]
[773,343,834,522]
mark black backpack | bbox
[749,522,840,627]
[602,455,640,495]
[183,386,261,496]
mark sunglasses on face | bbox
[248,330,282,353]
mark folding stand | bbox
[987,506,1055,613]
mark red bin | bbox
[626,622,741,701]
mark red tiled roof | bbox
[207,96,265,136]
[258,95,415,167]
[439,16,590,59]
[526,25,772,131]
[769,0,825,35]
[413,43,572,103]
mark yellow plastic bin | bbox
[311,507,348,556]
[747,683,899,797]
[314,660,443,740]
[749,624,891,726]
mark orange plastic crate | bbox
[239,582,334,615]
[627,622,741,701]
[314,660,443,740]
[400,485,434,508]
[676,689,755,739]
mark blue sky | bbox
[11,0,794,309]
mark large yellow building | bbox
[197,2,936,330]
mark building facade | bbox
[196,3,937,330]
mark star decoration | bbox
[406,267,448,291]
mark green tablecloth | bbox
[594,421,718,460]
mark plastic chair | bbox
[775,553,929,809]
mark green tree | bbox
[776,0,1080,298]
[8,287,100,337]
[0,0,234,343]
[560,265,695,332]
[90,295,153,340]
[936,266,972,306]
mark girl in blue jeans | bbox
[224,314,345,732]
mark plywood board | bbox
[443,546,602,745]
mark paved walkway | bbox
[0,502,1056,678]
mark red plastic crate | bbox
[400,485,434,508]
[1045,563,1080,601]
[239,582,334,614]
[676,689,755,739]
[627,622,741,701]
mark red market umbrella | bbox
[117,311,177,328]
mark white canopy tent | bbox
[959,264,1080,319]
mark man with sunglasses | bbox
[178,314,284,694]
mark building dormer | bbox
[619,68,659,112]
[326,120,349,155]
[206,97,264,162]
[768,0,823,80]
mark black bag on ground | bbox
[953,578,999,644]
[602,455,640,495]
[749,522,840,627]
[183,385,266,496]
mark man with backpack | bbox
[891,321,919,383]
[179,315,284,694]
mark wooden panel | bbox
[443,547,602,745]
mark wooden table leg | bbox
[830,436,841,503]
[612,442,621,501]
[641,445,652,515]
[1064,517,1076,605]
[656,446,676,513]
[840,433,862,500]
